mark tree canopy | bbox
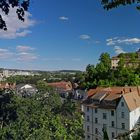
[101,0,140,10]
[0,89,84,140]
[81,52,140,89]
[0,0,30,30]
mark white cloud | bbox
[106,37,140,46]
[0,6,35,39]
[0,45,38,62]
[114,46,126,55]
[0,48,14,59]
[16,52,38,61]
[16,45,34,52]
[118,38,140,44]
[79,34,91,40]
[16,45,37,61]
[59,16,69,21]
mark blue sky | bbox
[0,0,140,71]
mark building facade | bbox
[111,49,140,69]
[82,87,140,140]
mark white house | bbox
[16,84,38,97]
[82,86,140,140]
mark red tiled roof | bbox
[123,87,140,111]
[0,83,16,89]
[87,87,103,97]
[47,81,72,91]
[84,86,140,110]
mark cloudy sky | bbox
[0,0,140,71]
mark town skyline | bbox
[0,0,140,71]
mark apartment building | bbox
[82,87,140,140]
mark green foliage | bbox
[103,129,109,140]
[101,0,140,11]
[6,75,44,84]
[132,128,140,140]
[0,90,84,140]
[84,52,140,88]
[0,0,30,30]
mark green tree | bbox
[132,128,140,140]
[85,64,97,88]
[96,53,111,79]
[0,89,84,140]
[0,0,30,30]
[84,52,140,87]
[103,129,109,140]
[101,0,140,10]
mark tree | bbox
[0,0,30,30]
[101,0,140,10]
[103,129,109,140]
[96,53,111,79]
[0,89,84,140]
[84,52,140,87]
[132,128,140,140]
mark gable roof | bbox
[16,84,36,90]
[123,89,140,112]
[83,86,140,110]
[21,84,33,89]
[47,81,72,91]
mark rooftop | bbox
[83,86,140,111]
[47,81,72,91]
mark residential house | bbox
[82,86,140,140]
[16,84,38,97]
[47,81,73,98]
[73,89,87,100]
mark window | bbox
[103,113,107,119]
[95,128,98,134]
[121,102,124,107]
[87,106,89,112]
[87,116,90,122]
[87,135,90,139]
[87,126,90,132]
[111,110,114,116]
[111,121,114,127]
[95,108,98,113]
[95,118,98,123]
[121,112,125,118]
[112,132,115,138]
[122,123,125,129]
